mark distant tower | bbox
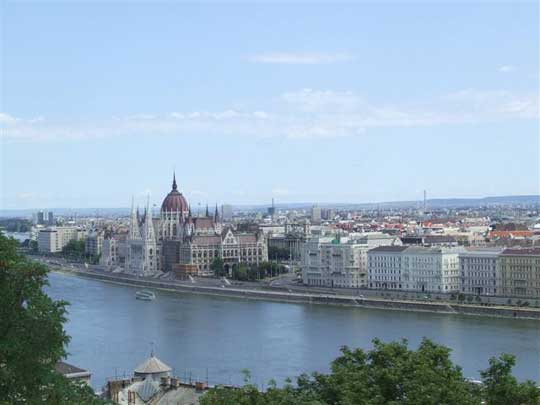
[423,190,427,212]
[214,204,220,223]
[268,198,276,219]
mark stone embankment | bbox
[54,267,540,320]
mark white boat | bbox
[136,289,156,301]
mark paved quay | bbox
[33,256,540,320]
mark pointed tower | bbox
[127,196,145,276]
[143,194,157,274]
[214,204,219,223]
[129,196,141,239]
[205,203,209,217]
[145,195,155,242]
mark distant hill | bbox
[1,195,538,218]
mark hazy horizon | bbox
[1,2,539,209]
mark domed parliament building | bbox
[113,174,268,277]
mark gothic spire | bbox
[214,204,219,222]
[144,194,155,241]
[205,203,209,217]
[129,196,140,239]
[172,171,178,191]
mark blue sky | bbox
[1,1,539,209]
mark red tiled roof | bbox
[489,231,533,238]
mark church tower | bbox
[143,196,157,274]
[127,196,145,275]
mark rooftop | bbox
[134,355,172,375]
[501,248,540,256]
[369,245,408,252]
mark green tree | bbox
[201,338,540,405]
[268,246,290,261]
[0,232,106,403]
[232,263,248,281]
[481,354,540,405]
[211,257,225,277]
[62,239,86,259]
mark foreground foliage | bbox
[202,339,540,405]
[0,232,105,404]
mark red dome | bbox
[161,173,189,212]
[161,190,189,212]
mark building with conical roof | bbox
[134,354,172,380]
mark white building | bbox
[459,248,502,295]
[368,246,408,290]
[101,234,128,269]
[37,226,84,253]
[402,247,462,293]
[301,237,369,288]
[368,246,463,293]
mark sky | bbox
[1,1,539,209]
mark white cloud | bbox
[0,113,20,125]
[443,89,539,119]
[2,88,537,142]
[250,52,352,64]
[281,88,361,113]
[498,65,515,73]
[272,188,293,196]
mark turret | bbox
[129,196,141,239]
[144,195,155,242]
[214,204,219,223]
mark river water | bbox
[46,271,540,390]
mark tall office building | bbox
[311,205,321,224]
[47,211,54,226]
[221,204,233,221]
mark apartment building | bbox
[499,248,540,298]
[302,237,372,288]
[38,226,84,253]
[85,230,104,257]
[459,248,502,295]
[368,246,408,290]
[368,246,462,293]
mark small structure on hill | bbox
[104,353,208,404]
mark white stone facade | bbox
[368,246,463,293]
[459,248,502,295]
[301,237,370,288]
[126,197,157,276]
[37,226,84,253]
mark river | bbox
[46,271,540,390]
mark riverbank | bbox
[51,266,540,320]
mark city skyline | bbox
[1,2,539,209]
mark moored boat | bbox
[136,289,156,301]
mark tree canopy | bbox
[0,232,106,403]
[201,338,540,405]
